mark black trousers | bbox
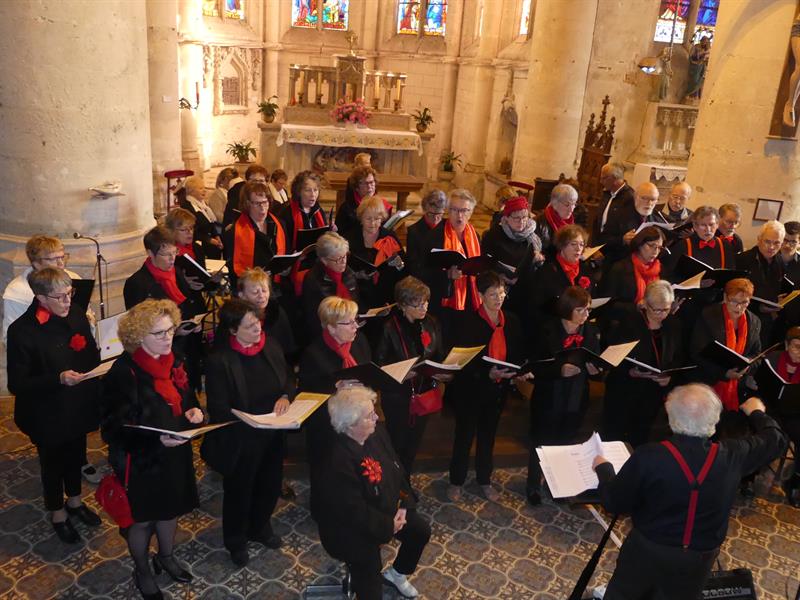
[37,435,85,511]
[382,392,430,478]
[449,392,503,486]
[348,510,431,600]
[605,528,718,600]
[222,430,283,552]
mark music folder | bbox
[700,340,780,372]
[413,345,485,377]
[123,421,234,440]
[531,341,639,372]
[266,251,304,275]
[71,279,95,311]
[481,356,532,374]
[333,357,418,391]
[296,226,331,250]
[676,255,747,288]
[383,209,414,231]
[756,359,800,416]
[623,356,697,376]
[231,393,329,429]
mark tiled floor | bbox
[0,405,798,599]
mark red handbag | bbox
[95,454,133,528]
[409,386,443,418]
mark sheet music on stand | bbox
[536,433,631,499]
[97,311,126,361]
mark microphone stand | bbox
[75,234,107,319]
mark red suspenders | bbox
[660,440,719,549]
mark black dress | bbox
[344,227,406,310]
[202,337,295,552]
[526,257,595,336]
[373,308,445,476]
[405,218,442,279]
[447,308,527,486]
[527,317,602,494]
[100,352,199,522]
[602,307,685,447]
[736,247,784,345]
[311,424,430,600]
[301,261,360,337]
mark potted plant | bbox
[226,140,257,165]
[412,107,434,133]
[438,150,462,182]
[257,96,280,123]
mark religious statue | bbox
[684,37,711,104]
[657,47,673,102]
[783,12,800,127]
[344,31,358,57]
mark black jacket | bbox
[592,182,635,244]
[179,197,222,259]
[344,227,406,310]
[311,424,415,563]
[7,301,101,445]
[123,263,204,319]
[301,261,361,337]
[201,338,295,475]
[597,410,786,551]
[299,332,372,395]
[736,246,783,303]
[277,201,329,252]
[663,233,736,281]
[527,257,595,332]
[223,180,245,228]
[222,213,287,280]
[406,218,442,279]
[599,205,668,266]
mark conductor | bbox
[592,384,786,599]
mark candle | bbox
[195,81,200,106]
[373,72,380,101]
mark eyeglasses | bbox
[643,241,664,251]
[506,214,530,224]
[575,306,590,314]
[157,250,179,259]
[727,298,751,308]
[449,207,473,216]
[39,253,69,264]
[358,179,376,187]
[249,200,270,209]
[761,239,782,248]
[46,288,75,303]
[148,325,177,339]
[645,303,671,315]
[404,300,429,310]
[336,319,364,328]
[175,227,193,234]
[669,194,689,201]
[325,255,348,264]
[425,211,445,219]
[483,289,507,301]
[566,240,586,249]
[557,200,578,210]
[783,239,799,247]
[362,215,383,223]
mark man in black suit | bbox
[599,182,667,265]
[592,162,634,244]
[780,221,800,285]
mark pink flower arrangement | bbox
[330,98,370,126]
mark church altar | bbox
[275,123,423,176]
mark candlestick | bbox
[195,81,200,107]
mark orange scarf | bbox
[478,305,507,362]
[631,254,661,304]
[687,236,725,268]
[441,221,481,310]
[290,201,325,248]
[713,304,748,411]
[233,213,287,277]
[544,204,574,233]
[556,254,580,286]
[372,235,402,284]
[144,257,186,305]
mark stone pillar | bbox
[436,0,465,156]
[513,0,598,181]
[178,0,203,173]
[147,0,183,216]
[264,0,280,105]
[0,0,155,387]
[686,0,800,246]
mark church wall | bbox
[686,0,800,247]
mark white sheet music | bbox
[97,312,126,361]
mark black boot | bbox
[133,567,163,600]
[783,473,800,508]
[152,553,193,583]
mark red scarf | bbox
[325,266,351,299]
[441,221,481,310]
[354,190,394,217]
[713,304,748,411]
[544,204,574,233]
[145,257,186,305]
[177,243,195,259]
[232,213,287,277]
[563,333,584,349]
[322,329,358,368]
[290,201,325,248]
[35,303,51,324]
[556,254,580,286]
[132,348,183,417]
[631,254,662,304]
[777,351,800,384]
[229,331,266,356]
[478,305,507,361]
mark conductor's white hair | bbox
[665,384,721,438]
[328,385,377,434]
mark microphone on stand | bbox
[73,232,107,320]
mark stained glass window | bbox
[224,0,244,19]
[203,0,219,17]
[423,0,446,36]
[397,1,420,35]
[692,0,718,44]
[322,0,349,30]
[653,0,690,43]
[519,0,532,36]
[292,0,318,28]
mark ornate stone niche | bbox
[204,45,261,116]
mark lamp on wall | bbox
[637,57,660,75]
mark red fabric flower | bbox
[361,457,382,485]
[420,330,432,349]
[578,276,591,289]
[171,365,189,391]
[69,334,87,352]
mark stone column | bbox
[686,0,800,246]
[147,0,183,216]
[436,0,465,157]
[178,0,203,173]
[264,0,280,103]
[513,0,599,182]
[0,0,155,386]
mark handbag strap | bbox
[124,453,131,490]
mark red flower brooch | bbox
[420,330,432,349]
[69,334,87,352]
[171,365,189,390]
[578,276,591,289]
[361,457,382,485]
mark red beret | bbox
[503,196,529,217]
